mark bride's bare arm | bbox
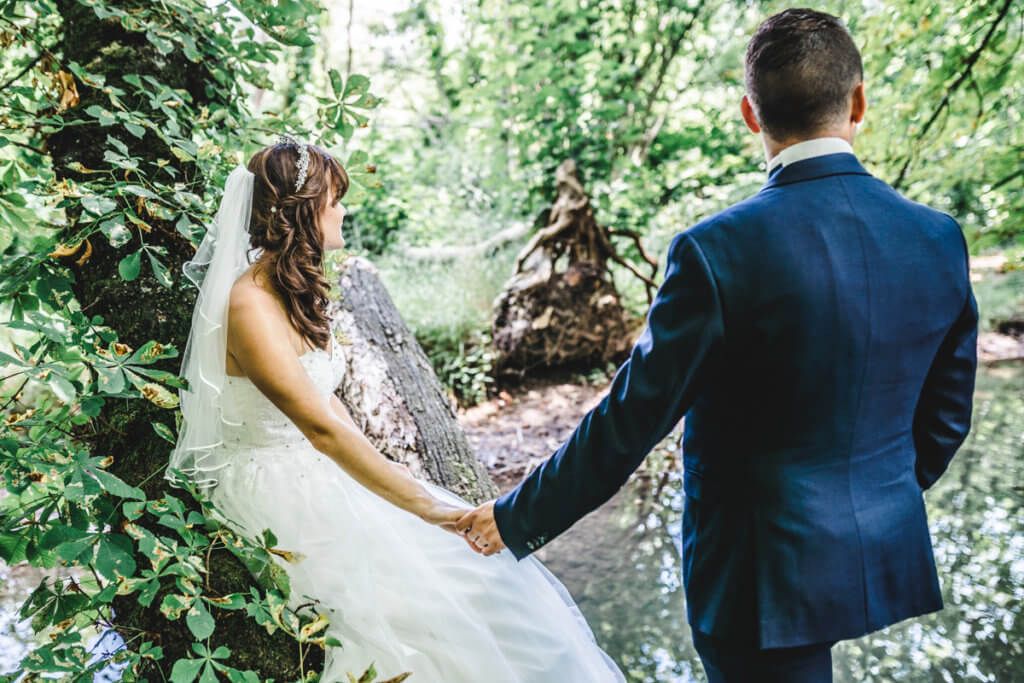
[327,392,358,430]
[226,285,467,527]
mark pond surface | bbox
[537,363,1024,682]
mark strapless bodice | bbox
[218,333,346,449]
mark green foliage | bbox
[360,0,1021,375]
[845,0,1023,250]
[417,326,496,407]
[345,180,407,256]
[377,250,515,407]
[0,0,385,678]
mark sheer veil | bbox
[165,164,259,492]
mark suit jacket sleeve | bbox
[493,232,725,559]
[912,220,979,491]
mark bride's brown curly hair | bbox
[245,141,350,353]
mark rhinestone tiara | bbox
[277,133,310,192]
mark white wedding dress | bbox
[205,333,626,683]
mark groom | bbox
[457,8,978,682]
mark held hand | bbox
[392,462,482,553]
[392,460,464,529]
[418,496,490,551]
[455,501,507,557]
[419,497,470,530]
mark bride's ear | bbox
[741,95,761,134]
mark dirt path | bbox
[457,375,613,492]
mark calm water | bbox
[539,363,1024,682]
[2,366,1021,680]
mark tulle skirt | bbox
[208,440,626,683]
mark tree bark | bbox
[331,256,499,502]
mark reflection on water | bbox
[1,367,1020,680]
[538,364,1024,682]
[0,563,37,673]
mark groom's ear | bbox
[850,82,867,125]
[741,95,761,134]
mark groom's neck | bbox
[763,127,856,163]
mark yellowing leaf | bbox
[57,70,79,110]
[267,546,306,564]
[298,612,329,639]
[141,383,179,409]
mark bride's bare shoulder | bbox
[227,268,281,334]
[230,265,274,305]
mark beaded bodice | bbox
[219,334,346,449]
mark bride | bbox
[163,134,626,682]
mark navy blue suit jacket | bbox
[493,152,978,648]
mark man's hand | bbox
[455,500,507,556]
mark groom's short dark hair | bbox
[745,8,863,140]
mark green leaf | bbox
[206,592,246,611]
[89,466,145,500]
[82,194,117,216]
[128,339,177,364]
[124,121,146,138]
[39,525,90,552]
[350,91,379,109]
[122,184,161,200]
[170,657,204,683]
[94,581,119,605]
[347,150,369,168]
[146,250,173,287]
[3,190,26,207]
[85,104,117,126]
[337,116,354,140]
[186,598,216,640]
[118,251,142,281]
[48,373,77,403]
[161,592,192,620]
[123,500,146,520]
[329,68,344,99]
[79,395,105,416]
[55,535,96,564]
[94,360,127,393]
[224,668,260,683]
[357,663,378,683]
[152,421,176,444]
[0,349,26,367]
[95,533,137,581]
[170,146,195,162]
[146,29,175,56]
[199,662,219,683]
[343,74,371,100]
[100,217,132,248]
[0,532,30,564]
[106,134,130,156]
[95,364,126,394]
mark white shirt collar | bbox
[766,137,855,175]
